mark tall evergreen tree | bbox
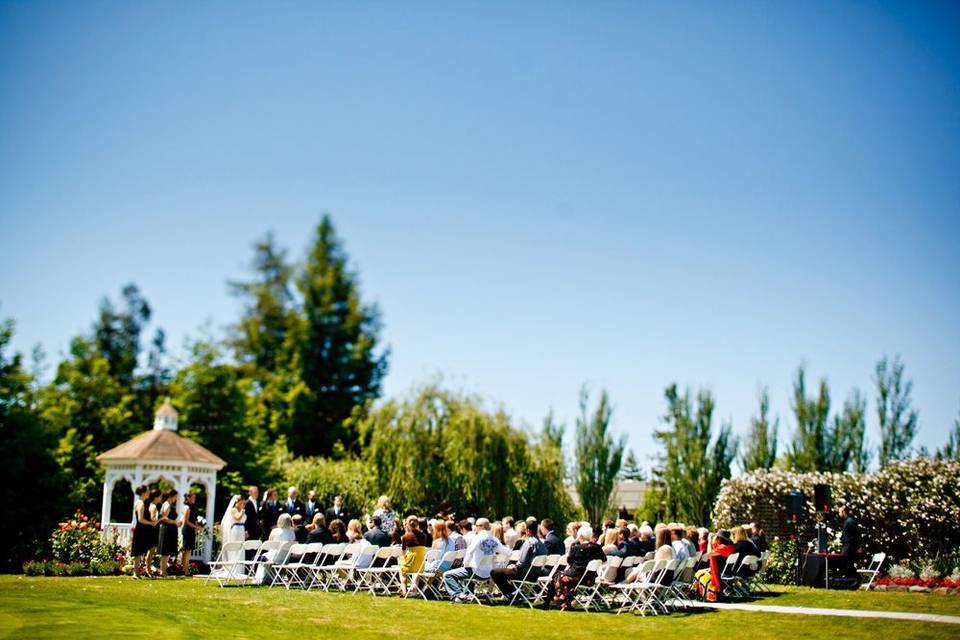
[294,215,389,456]
[786,367,831,472]
[574,387,625,525]
[619,449,646,481]
[93,284,151,388]
[936,403,960,461]
[652,385,737,525]
[828,388,870,472]
[740,387,778,472]
[876,355,919,466]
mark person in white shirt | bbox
[670,525,690,561]
[442,518,510,603]
[502,516,519,549]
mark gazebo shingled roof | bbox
[97,429,226,467]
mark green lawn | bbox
[0,577,957,639]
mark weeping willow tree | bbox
[357,384,575,523]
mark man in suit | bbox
[539,518,565,556]
[283,486,305,519]
[304,490,322,524]
[291,515,308,543]
[325,495,348,526]
[243,486,261,541]
[364,515,391,547]
[838,505,861,585]
[259,488,281,541]
[306,513,333,545]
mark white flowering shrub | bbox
[918,560,941,581]
[887,561,915,579]
[713,458,960,563]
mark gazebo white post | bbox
[131,467,143,524]
[100,471,114,530]
[205,475,216,562]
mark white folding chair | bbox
[508,554,549,607]
[309,543,348,591]
[403,549,442,600]
[208,541,246,588]
[571,558,606,611]
[858,552,886,590]
[354,546,398,595]
[461,554,497,604]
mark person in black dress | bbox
[157,489,180,577]
[180,492,202,576]
[144,489,163,576]
[543,525,606,610]
[130,485,151,578]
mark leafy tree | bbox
[360,384,574,523]
[93,284,151,389]
[876,355,919,466]
[936,404,960,461]
[619,449,646,481]
[574,387,626,525]
[786,367,832,472]
[828,389,870,472]
[40,337,138,512]
[740,387,778,472]
[294,215,389,456]
[0,318,65,570]
[652,384,737,525]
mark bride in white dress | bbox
[214,495,246,577]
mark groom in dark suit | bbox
[325,495,348,525]
[259,488,281,541]
[244,486,261,541]
[283,486,305,519]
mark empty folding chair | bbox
[857,552,886,590]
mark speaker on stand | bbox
[814,483,831,553]
[786,490,805,586]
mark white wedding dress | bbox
[213,496,246,577]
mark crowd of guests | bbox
[132,482,774,604]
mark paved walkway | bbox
[688,601,960,625]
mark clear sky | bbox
[2,1,958,471]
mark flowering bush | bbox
[764,538,800,585]
[888,561,915,579]
[877,577,959,589]
[713,459,960,563]
[33,509,126,575]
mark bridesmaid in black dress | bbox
[157,489,180,577]
[130,485,151,578]
[144,489,163,575]
[180,492,202,576]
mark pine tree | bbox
[619,449,646,481]
[574,387,625,525]
[295,215,389,456]
[876,355,919,466]
[740,387,778,472]
[786,367,831,472]
[936,404,960,461]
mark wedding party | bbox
[2,1,959,638]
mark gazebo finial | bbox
[154,397,178,431]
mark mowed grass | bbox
[0,576,958,640]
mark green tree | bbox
[936,404,960,461]
[0,318,65,569]
[828,389,870,472]
[876,355,919,466]
[786,367,831,472]
[574,387,626,525]
[92,284,151,389]
[740,387,778,472]
[652,384,737,525]
[619,449,646,481]
[295,215,389,456]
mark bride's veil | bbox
[220,495,240,541]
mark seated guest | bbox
[512,521,528,550]
[269,513,296,543]
[460,519,474,545]
[328,519,346,543]
[609,527,642,558]
[346,519,363,543]
[306,513,332,545]
[418,517,432,547]
[624,525,674,583]
[540,518,565,555]
[684,526,699,556]
[491,524,548,601]
[731,525,759,574]
[491,521,506,545]
[524,516,539,540]
[291,514,308,543]
[698,527,710,554]
[749,522,768,553]
[363,515,391,547]
[695,529,734,602]
[425,520,457,573]
[563,521,579,553]
[637,524,656,554]
[600,527,619,553]
[670,526,690,561]
[502,516,519,549]
[543,525,605,610]
[399,516,428,596]
[443,518,510,603]
[448,520,466,567]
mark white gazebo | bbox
[96,399,226,562]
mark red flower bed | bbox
[876,577,959,589]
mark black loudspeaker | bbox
[814,483,831,512]
[817,524,828,553]
[786,490,804,523]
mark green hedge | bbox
[713,459,960,562]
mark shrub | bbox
[49,509,124,567]
[22,560,45,576]
[765,538,800,585]
[90,560,120,576]
[713,459,960,563]
[888,561,915,579]
[46,562,66,577]
[64,562,88,577]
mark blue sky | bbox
[2,1,958,470]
